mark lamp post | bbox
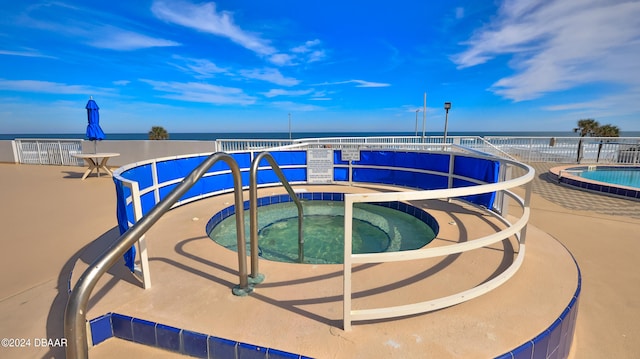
[443,102,451,145]
[415,109,420,136]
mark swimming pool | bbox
[576,167,640,188]
[207,194,439,264]
[550,165,640,200]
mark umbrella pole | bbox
[94,140,97,154]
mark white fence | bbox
[10,136,640,166]
[217,136,640,164]
[14,139,84,166]
[484,136,640,164]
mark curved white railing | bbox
[342,159,534,330]
[111,147,534,333]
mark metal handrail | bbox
[64,152,247,359]
[249,152,304,280]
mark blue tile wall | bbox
[209,336,237,359]
[88,312,310,358]
[511,341,533,359]
[132,318,156,346]
[545,319,563,358]
[267,348,301,359]
[531,329,551,359]
[89,314,113,346]
[156,323,181,352]
[494,352,513,359]
[182,329,208,358]
[237,342,268,359]
[493,255,581,359]
[111,313,133,341]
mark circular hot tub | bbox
[206,192,439,264]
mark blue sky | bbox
[1,0,639,134]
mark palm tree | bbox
[574,118,600,137]
[573,120,621,163]
[595,124,620,162]
[574,119,599,163]
[148,126,169,140]
[595,124,620,137]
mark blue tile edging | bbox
[89,312,313,359]
[549,168,640,201]
[493,251,582,359]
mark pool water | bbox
[577,167,640,188]
[208,200,437,264]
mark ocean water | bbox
[3,131,639,141]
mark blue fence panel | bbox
[121,163,154,191]
[156,156,206,183]
[334,167,349,181]
[255,168,307,184]
[140,191,156,215]
[262,151,306,166]
[231,153,252,169]
[452,156,499,208]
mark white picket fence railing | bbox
[10,136,640,165]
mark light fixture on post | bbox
[415,109,420,136]
[443,102,451,145]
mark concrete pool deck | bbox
[0,163,639,358]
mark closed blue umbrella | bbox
[85,97,105,153]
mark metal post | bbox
[443,102,451,145]
[415,109,419,137]
[421,92,427,141]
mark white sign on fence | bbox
[341,148,360,161]
[307,148,333,183]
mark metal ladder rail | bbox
[249,152,305,282]
[65,152,248,359]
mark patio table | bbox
[71,152,120,180]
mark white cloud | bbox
[0,49,55,59]
[263,89,314,98]
[20,3,180,52]
[270,101,324,111]
[453,0,640,101]
[315,79,391,88]
[152,0,287,63]
[240,68,300,86]
[89,28,180,50]
[291,39,327,63]
[141,79,256,105]
[268,53,295,66]
[543,86,640,118]
[0,79,110,95]
[151,1,327,66]
[171,56,228,78]
[113,80,130,86]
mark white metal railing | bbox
[9,136,640,166]
[14,138,84,165]
[484,136,640,164]
[217,136,640,164]
[342,157,534,330]
[216,139,295,152]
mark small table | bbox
[72,153,120,180]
